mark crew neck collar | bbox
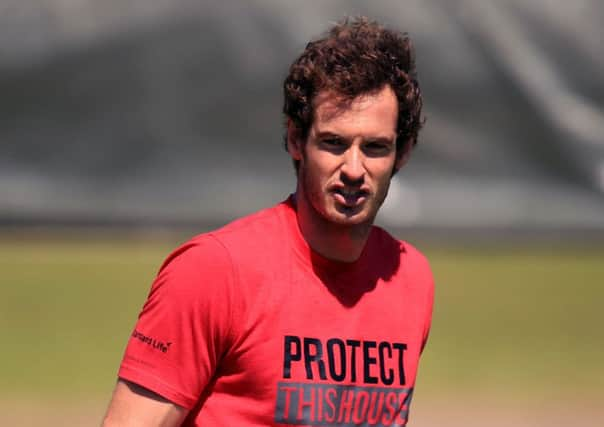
[282,194,371,277]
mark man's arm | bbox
[102,379,189,427]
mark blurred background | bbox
[1,0,603,426]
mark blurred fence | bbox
[2,0,603,232]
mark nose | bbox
[340,146,365,185]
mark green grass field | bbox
[1,235,603,405]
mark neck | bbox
[294,192,373,263]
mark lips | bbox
[332,187,369,207]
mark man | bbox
[103,17,433,427]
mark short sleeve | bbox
[118,235,236,409]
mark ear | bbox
[286,120,303,161]
[393,140,413,173]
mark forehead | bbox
[311,86,398,136]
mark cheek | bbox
[369,159,397,183]
[304,153,337,182]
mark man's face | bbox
[289,85,406,227]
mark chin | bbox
[324,204,376,227]
[304,189,378,227]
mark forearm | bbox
[102,380,188,427]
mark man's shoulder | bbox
[152,201,290,284]
[170,199,292,265]
[212,199,290,239]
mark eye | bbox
[322,137,343,146]
[319,136,347,153]
[364,140,393,156]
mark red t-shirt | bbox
[118,197,434,426]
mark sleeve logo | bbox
[131,329,172,354]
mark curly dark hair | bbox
[283,17,424,172]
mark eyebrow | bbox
[316,132,341,139]
[364,136,395,144]
[316,131,395,143]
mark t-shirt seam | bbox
[206,233,241,357]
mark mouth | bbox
[332,187,369,207]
